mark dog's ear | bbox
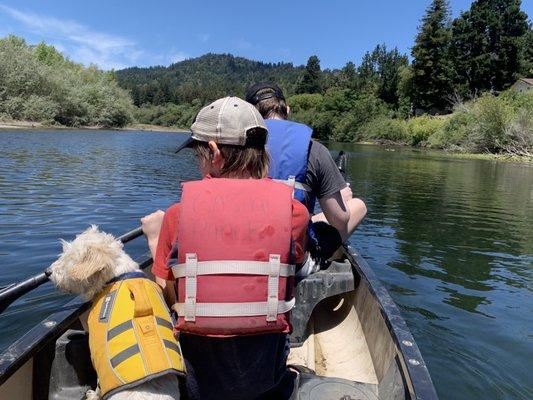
[69,243,115,281]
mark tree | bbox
[358,44,409,107]
[451,0,530,96]
[520,27,533,77]
[296,55,322,94]
[34,42,67,67]
[411,0,455,113]
[397,65,415,117]
[341,62,357,84]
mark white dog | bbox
[49,225,183,400]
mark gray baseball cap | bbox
[176,96,268,153]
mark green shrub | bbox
[1,97,26,119]
[359,116,408,143]
[466,94,514,152]
[132,101,201,128]
[22,95,59,123]
[501,107,533,157]
[287,93,323,112]
[0,35,134,127]
[406,116,446,146]
[427,110,473,150]
[331,113,362,142]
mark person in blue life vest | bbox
[142,97,309,400]
[245,82,367,273]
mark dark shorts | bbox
[179,332,294,400]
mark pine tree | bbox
[358,45,408,107]
[340,61,357,88]
[411,0,455,113]
[297,55,322,94]
[520,27,533,77]
[451,0,530,95]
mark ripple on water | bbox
[0,135,531,400]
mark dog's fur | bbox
[49,225,181,400]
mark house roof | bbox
[518,78,533,85]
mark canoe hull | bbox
[0,249,438,399]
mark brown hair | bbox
[254,88,289,119]
[192,128,270,179]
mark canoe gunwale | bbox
[0,253,153,386]
[0,296,89,387]
[345,246,438,400]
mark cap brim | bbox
[175,135,195,154]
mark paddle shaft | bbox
[0,227,144,314]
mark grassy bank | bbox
[0,118,186,132]
[348,90,533,159]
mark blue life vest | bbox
[266,119,316,213]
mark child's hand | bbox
[141,210,165,255]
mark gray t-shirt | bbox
[305,140,347,203]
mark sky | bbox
[0,0,531,71]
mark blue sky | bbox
[0,1,531,70]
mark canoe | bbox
[0,245,438,400]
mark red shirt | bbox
[153,199,309,281]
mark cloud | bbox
[197,33,210,43]
[0,5,186,69]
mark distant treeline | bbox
[0,0,531,156]
[0,36,133,127]
[115,0,532,155]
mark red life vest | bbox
[171,178,296,336]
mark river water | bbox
[0,130,531,399]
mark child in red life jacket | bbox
[142,97,309,400]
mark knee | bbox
[348,198,367,218]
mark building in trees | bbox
[451,0,530,97]
[511,77,533,92]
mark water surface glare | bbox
[1,130,531,399]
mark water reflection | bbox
[333,143,532,399]
[0,133,531,399]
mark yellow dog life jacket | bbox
[87,273,185,399]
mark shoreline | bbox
[0,120,187,133]
[2,119,530,163]
[343,140,533,163]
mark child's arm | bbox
[141,210,165,258]
[144,204,181,307]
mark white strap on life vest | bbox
[267,254,280,322]
[173,253,295,322]
[184,253,198,322]
[171,260,295,278]
[274,175,312,192]
[173,298,296,318]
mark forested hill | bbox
[115,53,305,106]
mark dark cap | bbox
[175,135,195,153]
[245,82,285,105]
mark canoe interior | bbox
[0,249,438,400]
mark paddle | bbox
[335,151,347,179]
[0,227,144,314]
